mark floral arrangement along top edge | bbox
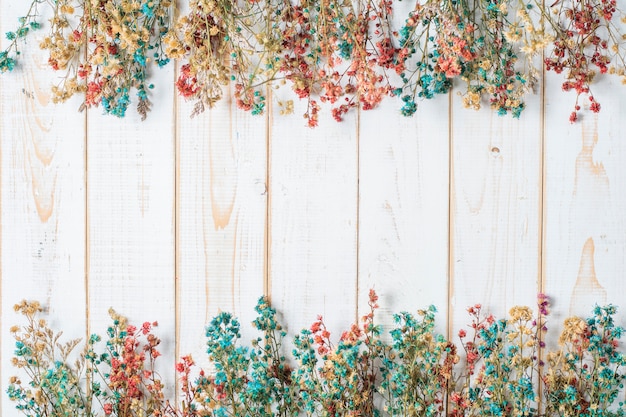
[0,0,623,125]
[7,291,626,417]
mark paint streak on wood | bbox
[24,66,58,223]
[574,119,608,199]
[28,157,57,223]
[209,130,237,230]
[541,73,623,335]
[34,82,52,105]
[177,83,266,374]
[30,135,55,164]
[569,237,606,314]
[561,117,611,316]
[571,118,610,248]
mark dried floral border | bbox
[2,0,626,124]
[8,291,626,417]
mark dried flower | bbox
[540,0,626,119]
[3,0,174,119]
[4,0,626,122]
[543,305,626,417]
[8,293,626,417]
[8,301,88,417]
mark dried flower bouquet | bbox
[3,0,626,123]
[7,291,626,416]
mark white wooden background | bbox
[2,1,626,414]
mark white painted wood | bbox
[0,2,87,416]
[358,95,451,337]
[177,91,267,371]
[86,64,177,399]
[356,0,451,339]
[2,0,626,408]
[543,71,626,333]
[268,91,359,342]
[449,91,543,332]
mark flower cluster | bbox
[177,303,295,416]
[448,302,547,417]
[3,0,626,122]
[543,304,626,417]
[380,304,454,416]
[291,289,386,415]
[8,301,172,417]
[167,0,397,126]
[165,0,268,117]
[85,309,168,416]
[8,292,626,417]
[541,0,626,122]
[394,0,547,118]
[7,300,88,417]
[2,0,173,119]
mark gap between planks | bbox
[265,84,272,301]
[447,90,454,343]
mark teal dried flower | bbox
[0,2,44,73]
[8,300,88,417]
[382,306,451,417]
[544,305,626,417]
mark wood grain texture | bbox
[543,71,626,336]
[0,2,87,416]
[268,91,359,343]
[177,91,267,371]
[449,90,543,335]
[4,0,626,408]
[86,65,177,398]
[356,0,451,337]
[358,95,451,337]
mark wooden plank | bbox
[358,95,451,337]
[543,72,626,331]
[86,64,177,399]
[354,0,452,335]
[176,92,268,370]
[268,93,359,342]
[449,90,543,332]
[0,2,87,416]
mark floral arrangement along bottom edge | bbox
[6,291,626,417]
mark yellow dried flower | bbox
[509,306,533,322]
[462,90,481,110]
[279,100,294,115]
[559,316,587,345]
[504,27,522,42]
[163,32,185,59]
